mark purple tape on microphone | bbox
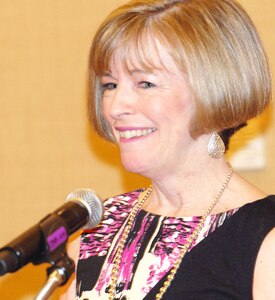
[47,226,68,252]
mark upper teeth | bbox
[118,128,156,139]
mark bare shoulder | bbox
[67,235,81,260]
[59,235,81,300]
[253,227,275,299]
[224,172,268,210]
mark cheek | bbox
[159,93,193,121]
[101,99,119,141]
[163,93,194,138]
[102,98,111,123]
[173,90,194,119]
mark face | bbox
[100,40,197,180]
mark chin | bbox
[121,158,151,176]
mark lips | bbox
[116,128,157,139]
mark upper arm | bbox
[253,228,275,299]
[59,235,81,300]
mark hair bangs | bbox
[91,15,164,78]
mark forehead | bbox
[107,37,181,76]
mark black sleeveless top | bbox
[146,196,275,299]
[76,194,275,299]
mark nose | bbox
[105,84,136,120]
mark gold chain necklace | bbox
[108,165,233,300]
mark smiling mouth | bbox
[117,128,157,139]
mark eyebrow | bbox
[101,72,114,78]
[129,69,151,74]
[100,67,160,79]
[129,67,162,75]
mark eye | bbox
[139,81,155,89]
[102,83,117,91]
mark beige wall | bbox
[0,1,274,299]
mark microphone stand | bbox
[33,214,75,300]
[34,254,75,300]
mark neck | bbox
[142,158,233,217]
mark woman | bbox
[62,0,275,299]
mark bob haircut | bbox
[88,0,272,142]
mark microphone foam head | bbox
[66,189,104,229]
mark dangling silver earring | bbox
[207,132,225,159]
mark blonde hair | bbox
[88,0,272,141]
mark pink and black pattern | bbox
[76,189,237,299]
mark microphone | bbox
[0,188,104,276]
